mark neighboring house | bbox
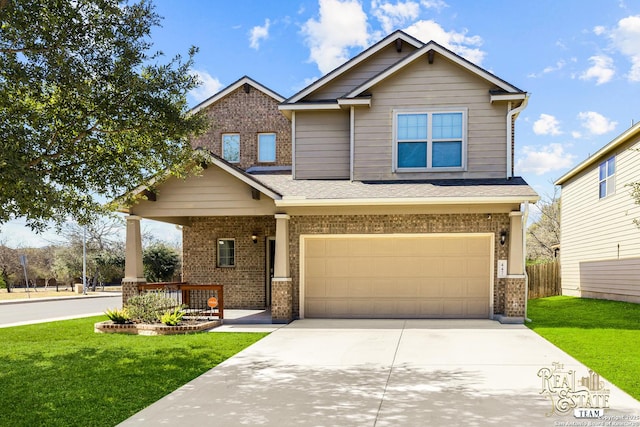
[120,31,539,323]
[555,122,640,303]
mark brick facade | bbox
[190,86,291,169]
[182,216,276,309]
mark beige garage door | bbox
[303,235,492,319]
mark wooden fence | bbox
[526,261,561,299]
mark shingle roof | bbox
[250,174,539,202]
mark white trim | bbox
[274,213,290,220]
[279,103,341,111]
[345,41,522,99]
[204,155,281,200]
[190,76,284,115]
[299,233,495,320]
[350,106,355,181]
[285,31,423,104]
[556,121,640,185]
[276,195,539,207]
[490,93,527,103]
[257,132,277,163]
[506,95,529,179]
[291,111,296,180]
[338,98,371,107]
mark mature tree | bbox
[0,241,19,291]
[143,243,180,282]
[631,181,640,228]
[526,191,561,263]
[0,0,206,231]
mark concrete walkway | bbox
[119,319,640,426]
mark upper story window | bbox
[598,156,615,199]
[394,109,466,171]
[258,133,276,162]
[222,133,240,163]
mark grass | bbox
[527,296,640,400]
[0,316,267,426]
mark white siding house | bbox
[555,122,640,302]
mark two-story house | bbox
[555,122,640,303]
[120,31,539,323]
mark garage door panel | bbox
[304,235,491,319]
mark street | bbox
[0,295,122,328]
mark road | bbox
[0,295,122,328]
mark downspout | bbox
[506,95,529,179]
[291,111,296,180]
[350,106,355,182]
[523,201,531,322]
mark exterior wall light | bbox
[500,230,507,246]
[251,234,258,244]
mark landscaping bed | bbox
[95,318,221,335]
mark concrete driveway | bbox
[119,319,640,426]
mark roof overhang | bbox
[490,93,527,103]
[275,195,539,207]
[555,122,640,186]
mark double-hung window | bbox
[258,133,276,162]
[217,239,235,267]
[222,133,240,163]
[598,156,615,199]
[395,109,466,171]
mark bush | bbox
[143,244,180,282]
[126,292,177,324]
[105,308,131,324]
[160,307,184,326]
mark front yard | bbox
[0,316,266,426]
[527,296,640,401]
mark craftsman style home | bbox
[120,31,539,323]
[555,122,640,303]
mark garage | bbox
[301,234,493,319]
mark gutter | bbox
[275,195,539,207]
[506,95,529,179]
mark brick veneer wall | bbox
[182,216,276,309]
[190,86,291,170]
[288,213,513,319]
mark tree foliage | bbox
[630,181,640,228]
[0,0,206,230]
[143,243,179,282]
[527,191,561,262]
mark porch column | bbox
[508,211,524,275]
[272,214,292,323]
[122,215,146,305]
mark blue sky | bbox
[3,0,640,247]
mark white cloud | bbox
[516,144,576,175]
[533,114,563,136]
[189,69,224,103]
[542,60,566,74]
[403,19,485,65]
[610,15,640,82]
[593,25,606,36]
[577,111,617,135]
[301,0,370,74]
[571,131,582,139]
[249,19,271,50]
[420,0,448,10]
[580,55,615,84]
[372,0,420,34]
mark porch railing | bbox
[137,282,224,319]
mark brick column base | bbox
[271,278,292,323]
[121,280,144,306]
[505,277,526,317]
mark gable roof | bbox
[283,30,424,104]
[344,40,524,99]
[555,121,640,186]
[190,75,284,114]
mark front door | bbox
[266,237,276,307]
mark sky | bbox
[2,0,640,247]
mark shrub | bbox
[105,308,131,324]
[160,307,184,326]
[126,291,177,324]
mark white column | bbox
[273,214,290,278]
[508,211,524,275]
[124,215,145,282]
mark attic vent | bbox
[395,39,402,52]
[243,83,251,93]
[427,50,435,64]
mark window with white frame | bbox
[394,110,466,171]
[222,134,240,163]
[258,133,276,162]
[598,156,615,199]
[217,239,235,267]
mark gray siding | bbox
[307,43,419,100]
[560,136,640,300]
[294,111,350,179]
[352,55,508,181]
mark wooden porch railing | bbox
[137,282,224,319]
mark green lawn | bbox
[527,296,640,400]
[0,316,267,427]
